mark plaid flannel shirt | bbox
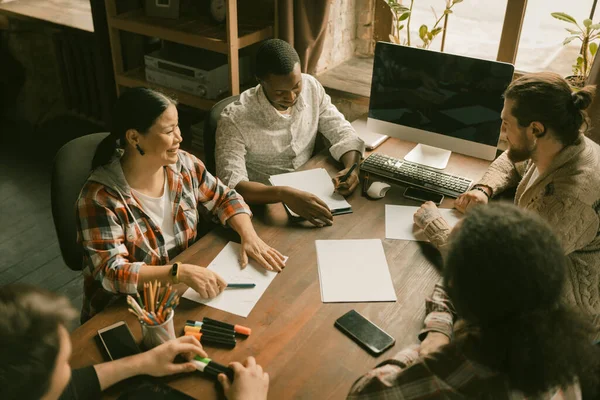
[347,342,581,399]
[76,150,251,321]
[347,285,580,399]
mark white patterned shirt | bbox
[215,74,365,188]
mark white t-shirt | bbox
[131,173,176,251]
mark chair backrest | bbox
[51,132,110,271]
[203,95,240,175]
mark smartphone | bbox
[403,187,444,205]
[97,321,140,361]
[334,310,395,356]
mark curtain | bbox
[277,0,332,75]
[586,54,600,144]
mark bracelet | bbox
[171,262,180,284]
[473,186,491,199]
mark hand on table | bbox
[281,187,333,227]
[180,263,227,298]
[139,336,207,376]
[218,356,269,400]
[419,332,450,357]
[240,233,286,272]
[454,188,489,213]
[413,201,443,229]
[332,166,359,196]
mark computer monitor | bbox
[367,42,514,169]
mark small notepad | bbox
[269,168,352,217]
[385,205,463,241]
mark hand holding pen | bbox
[333,162,359,196]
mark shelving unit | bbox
[105,0,274,110]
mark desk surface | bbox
[69,138,490,399]
[0,0,93,32]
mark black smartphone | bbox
[97,321,141,361]
[403,187,444,205]
[334,310,395,356]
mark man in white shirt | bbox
[216,39,365,227]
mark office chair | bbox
[203,95,240,175]
[51,132,109,271]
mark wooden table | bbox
[69,138,490,399]
[0,0,93,32]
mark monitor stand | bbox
[404,144,451,170]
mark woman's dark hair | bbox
[92,87,177,168]
[504,72,596,146]
[255,38,300,80]
[0,284,77,400]
[445,203,600,396]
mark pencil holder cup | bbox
[140,310,176,349]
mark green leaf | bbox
[551,12,578,25]
[398,24,405,31]
[584,18,592,28]
[399,11,410,21]
[453,0,463,3]
[431,27,443,36]
[566,28,581,34]
[590,24,600,30]
[428,32,434,40]
[563,36,579,45]
[590,41,598,56]
[419,24,428,40]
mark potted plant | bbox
[384,0,463,50]
[551,12,600,88]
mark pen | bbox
[186,320,235,335]
[226,283,256,289]
[339,163,358,183]
[184,325,236,338]
[203,317,252,336]
[193,356,234,381]
[185,332,237,348]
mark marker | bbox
[185,332,237,348]
[186,320,235,335]
[184,325,236,338]
[203,317,252,336]
[226,283,256,289]
[193,356,234,381]
[339,162,358,183]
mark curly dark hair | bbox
[445,203,600,396]
[255,39,300,79]
[0,284,77,399]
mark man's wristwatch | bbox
[171,262,180,284]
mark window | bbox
[514,0,597,76]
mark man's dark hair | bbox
[255,39,300,80]
[0,284,77,400]
[445,203,599,396]
[504,72,596,146]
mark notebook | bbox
[269,168,352,217]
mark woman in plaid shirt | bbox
[76,88,285,322]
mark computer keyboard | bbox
[361,153,473,198]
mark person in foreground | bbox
[215,39,365,227]
[0,284,269,400]
[77,87,285,322]
[414,72,600,333]
[349,204,600,399]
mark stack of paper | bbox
[315,239,397,303]
[182,242,287,318]
[269,168,352,216]
[385,205,463,241]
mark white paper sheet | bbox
[182,242,287,317]
[316,239,397,303]
[269,168,351,216]
[385,205,463,241]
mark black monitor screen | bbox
[369,42,514,147]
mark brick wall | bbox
[314,0,358,75]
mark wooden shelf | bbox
[116,68,219,110]
[108,9,272,54]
